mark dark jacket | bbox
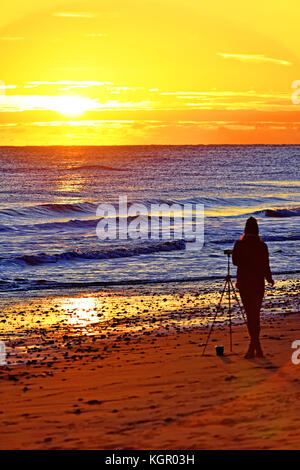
[232,234,273,285]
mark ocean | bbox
[0,145,299,297]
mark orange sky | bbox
[0,0,300,145]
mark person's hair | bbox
[244,216,259,235]
[240,216,260,240]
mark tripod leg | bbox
[228,278,232,352]
[202,280,228,356]
[216,280,228,312]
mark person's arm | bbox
[232,241,241,289]
[232,241,240,266]
[263,243,274,285]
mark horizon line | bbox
[0,143,300,148]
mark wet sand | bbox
[0,278,299,449]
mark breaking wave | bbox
[0,202,97,219]
[1,240,186,266]
[262,207,300,217]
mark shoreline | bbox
[0,276,298,366]
[1,311,300,449]
[0,276,299,449]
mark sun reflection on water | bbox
[60,297,99,327]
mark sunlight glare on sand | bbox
[61,297,99,327]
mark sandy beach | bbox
[0,277,299,450]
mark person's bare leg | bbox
[245,316,256,359]
[242,287,264,358]
[253,296,264,357]
[254,331,264,357]
[246,312,264,358]
[242,296,256,358]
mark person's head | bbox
[244,216,259,236]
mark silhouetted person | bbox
[232,217,274,358]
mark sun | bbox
[52,95,98,117]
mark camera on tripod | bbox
[202,246,245,355]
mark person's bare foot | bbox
[255,347,264,358]
[244,347,255,359]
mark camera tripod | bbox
[202,250,246,355]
